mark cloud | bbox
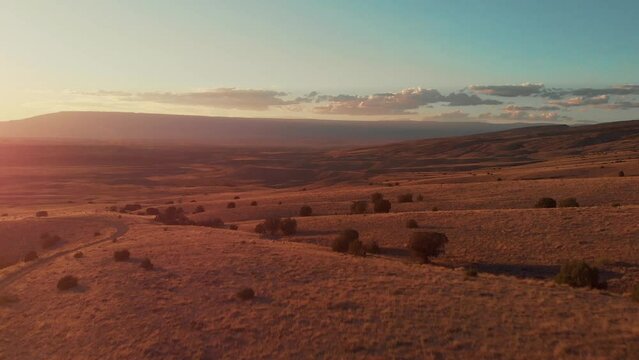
[313,87,445,115]
[444,93,502,106]
[571,84,639,97]
[421,109,570,123]
[596,101,639,110]
[502,105,561,112]
[468,83,544,97]
[422,110,470,121]
[82,88,301,111]
[549,94,609,107]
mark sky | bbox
[1,0,639,123]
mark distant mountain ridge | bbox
[0,111,547,146]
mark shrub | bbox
[280,218,298,236]
[227,202,236,209]
[123,204,142,212]
[23,251,38,262]
[373,199,391,213]
[1,213,8,217]
[73,251,83,258]
[193,218,224,228]
[363,240,381,254]
[464,267,478,278]
[35,211,48,218]
[406,219,418,228]
[41,234,62,249]
[94,231,101,237]
[331,229,359,253]
[559,198,579,208]
[408,232,448,263]
[619,171,625,177]
[254,223,266,234]
[632,285,639,302]
[535,197,557,208]
[57,275,78,290]
[432,207,439,212]
[555,261,599,288]
[263,217,281,235]
[229,224,239,230]
[299,205,313,217]
[193,205,205,214]
[348,239,366,257]
[154,206,192,225]
[397,193,413,203]
[236,288,255,300]
[113,249,130,262]
[416,194,424,202]
[250,201,258,206]
[141,258,154,270]
[234,196,241,200]
[350,201,368,214]
[371,192,384,203]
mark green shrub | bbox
[350,201,368,214]
[555,261,599,288]
[408,232,448,263]
[280,218,298,236]
[535,197,557,208]
[559,198,579,208]
[331,229,359,253]
[406,219,418,228]
[299,205,313,217]
[397,193,413,203]
[57,275,78,290]
[113,249,130,262]
[373,199,391,213]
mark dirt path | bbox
[0,217,129,290]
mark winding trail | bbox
[0,217,129,290]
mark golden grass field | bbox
[1,122,638,359]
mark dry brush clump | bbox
[373,199,391,213]
[57,275,78,291]
[408,232,448,263]
[331,229,360,253]
[535,197,557,208]
[280,218,298,236]
[141,258,154,270]
[154,206,192,225]
[299,205,313,217]
[35,210,48,218]
[397,193,413,203]
[255,217,297,236]
[236,288,255,300]
[113,249,130,262]
[363,240,381,254]
[559,198,580,208]
[250,201,258,206]
[555,260,599,288]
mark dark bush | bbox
[254,223,266,234]
[236,288,255,300]
[123,204,142,212]
[73,251,83,258]
[350,201,368,214]
[234,196,241,200]
[41,234,62,249]
[555,261,599,288]
[535,197,557,208]
[348,239,366,257]
[406,219,418,228]
[280,218,298,236]
[193,218,224,228]
[559,198,579,208]
[23,251,38,262]
[619,171,625,177]
[408,232,448,263]
[57,275,78,290]
[371,193,384,203]
[193,205,205,214]
[35,211,48,218]
[331,229,359,253]
[465,267,478,278]
[250,201,258,206]
[154,206,192,225]
[416,194,424,202]
[227,202,236,209]
[263,217,281,235]
[113,249,130,262]
[363,240,381,254]
[397,193,413,203]
[299,205,313,217]
[141,258,154,270]
[373,199,391,213]
[432,207,439,212]
[229,224,239,230]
